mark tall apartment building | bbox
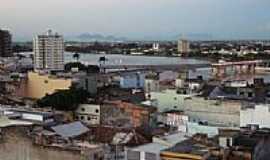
[33,30,64,71]
[0,29,12,57]
[177,39,190,54]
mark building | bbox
[2,109,55,125]
[103,101,157,127]
[125,132,188,160]
[75,104,100,125]
[33,30,64,71]
[177,39,190,54]
[0,29,12,57]
[216,126,270,160]
[148,89,241,126]
[21,72,72,99]
[240,104,270,128]
[160,134,219,160]
[118,73,145,89]
[157,111,188,132]
[152,43,160,51]
[144,73,160,97]
[73,73,98,94]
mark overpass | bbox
[211,60,270,77]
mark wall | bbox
[144,79,159,94]
[150,89,241,127]
[75,74,98,94]
[23,72,72,99]
[75,104,100,125]
[104,101,155,127]
[119,73,145,89]
[240,104,270,128]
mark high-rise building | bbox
[177,39,190,54]
[0,29,12,57]
[33,30,64,71]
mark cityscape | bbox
[1,1,270,160]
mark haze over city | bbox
[1,0,270,41]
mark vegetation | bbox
[73,52,80,62]
[37,88,89,111]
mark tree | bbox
[99,56,108,73]
[73,52,80,62]
[37,88,89,111]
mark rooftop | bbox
[51,121,89,139]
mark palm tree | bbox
[73,52,80,62]
[99,56,107,73]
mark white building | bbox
[152,43,160,51]
[33,30,64,71]
[2,109,54,124]
[240,104,270,128]
[159,111,188,132]
[75,104,100,125]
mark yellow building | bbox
[23,72,72,99]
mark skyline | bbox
[1,0,270,41]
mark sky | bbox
[0,0,270,41]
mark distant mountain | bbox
[72,33,128,42]
[129,33,215,41]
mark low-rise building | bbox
[160,134,218,160]
[119,73,145,89]
[75,104,100,125]
[21,72,72,99]
[149,89,241,127]
[240,104,270,128]
[125,132,189,160]
[3,109,55,125]
[157,110,188,132]
[144,73,160,96]
[73,73,98,95]
[103,101,157,127]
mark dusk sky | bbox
[1,0,270,41]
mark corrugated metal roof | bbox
[51,121,89,138]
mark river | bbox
[64,52,210,66]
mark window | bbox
[95,109,99,113]
[226,138,231,147]
[81,116,84,120]
[248,92,253,98]
[87,116,91,121]
[85,79,88,89]
[81,108,85,112]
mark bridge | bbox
[101,63,211,73]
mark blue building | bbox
[119,72,145,89]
